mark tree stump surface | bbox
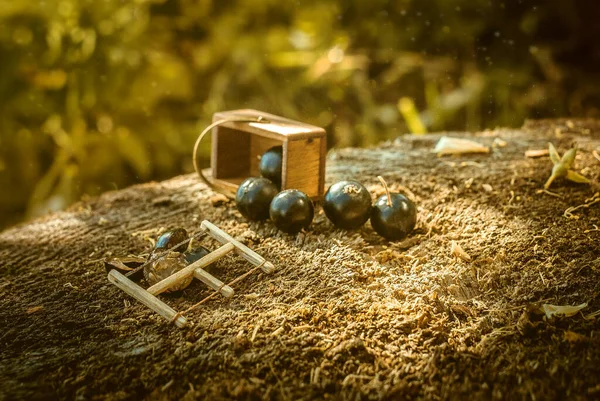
[1,119,600,400]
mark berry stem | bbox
[377,176,392,207]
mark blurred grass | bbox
[1,0,600,228]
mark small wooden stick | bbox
[146,242,235,296]
[200,220,274,274]
[193,268,234,298]
[181,262,264,315]
[108,270,188,328]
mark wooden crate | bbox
[201,109,327,200]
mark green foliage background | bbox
[1,0,599,228]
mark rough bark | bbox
[1,119,600,400]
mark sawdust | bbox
[1,119,600,400]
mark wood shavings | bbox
[152,196,172,206]
[433,136,490,156]
[493,138,507,148]
[541,303,587,319]
[161,379,175,392]
[310,367,320,385]
[525,149,549,158]
[564,192,600,219]
[537,189,562,198]
[271,327,284,336]
[585,310,600,320]
[342,374,373,386]
[450,241,471,261]
[26,305,44,314]
[563,330,587,343]
[482,184,493,192]
[251,320,262,342]
[5,121,600,401]
[209,193,229,206]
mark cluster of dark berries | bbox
[323,177,416,240]
[235,146,417,240]
[236,145,314,234]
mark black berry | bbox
[370,176,417,241]
[236,177,279,221]
[154,228,189,253]
[323,180,372,229]
[269,189,314,234]
[259,146,283,187]
[184,246,211,265]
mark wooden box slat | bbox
[283,137,324,197]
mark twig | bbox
[564,193,600,219]
[108,270,188,328]
[536,189,563,198]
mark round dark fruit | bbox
[370,177,417,241]
[184,246,211,265]
[236,177,279,221]
[259,146,283,187]
[269,189,314,234]
[154,228,189,253]
[323,180,372,229]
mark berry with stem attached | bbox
[370,176,417,241]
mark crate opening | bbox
[213,126,284,186]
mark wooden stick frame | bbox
[107,220,274,328]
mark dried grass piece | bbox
[450,241,471,261]
[563,330,587,343]
[105,256,146,271]
[493,138,507,148]
[564,192,600,219]
[541,303,587,319]
[210,194,229,206]
[434,136,489,156]
[26,306,44,314]
[525,149,549,158]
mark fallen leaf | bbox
[433,137,489,156]
[541,302,587,319]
